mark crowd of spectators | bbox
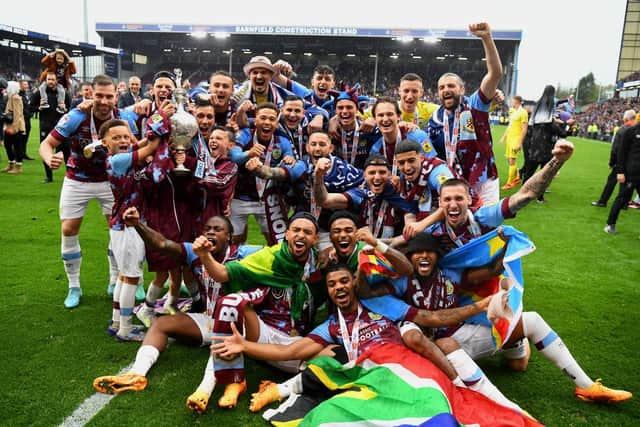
[574,97,640,140]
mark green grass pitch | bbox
[0,122,638,426]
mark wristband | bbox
[375,240,389,254]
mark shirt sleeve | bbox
[306,318,334,346]
[108,152,134,177]
[344,187,365,209]
[408,130,437,159]
[360,294,411,323]
[181,242,198,266]
[52,109,86,139]
[428,163,455,194]
[474,197,514,227]
[468,90,491,112]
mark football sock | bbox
[195,355,216,395]
[452,376,465,387]
[447,349,523,412]
[507,164,518,184]
[276,373,304,398]
[112,279,123,324]
[107,246,118,286]
[61,235,81,288]
[522,311,593,389]
[130,345,160,376]
[119,282,137,334]
[187,280,201,302]
[145,280,163,307]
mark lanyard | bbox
[337,305,362,362]
[341,121,360,165]
[254,133,275,199]
[289,251,315,335]
[369,197,389,238]
[205,246,230,332]
[381,132,401,176]
[89,108,114,144]
[445,213,481,248]
[442,107,463,176]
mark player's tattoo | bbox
[509,157,564,212]
[413,300,486,328]
[252,165,288,181]
[314,173,329,206]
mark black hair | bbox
[328,210,359,228]
[394,139,423,155]
[289,211,319,233]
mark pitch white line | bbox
[59,364,132,427]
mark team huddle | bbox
[39,22,631,424]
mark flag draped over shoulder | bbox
[264,343,541,427]
[225,243,317,320]
[440,225,536,349]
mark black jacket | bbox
[117,90,140,108]
[30,87,71,133]
[617,123,640,182]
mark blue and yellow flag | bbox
[440,226,536,349]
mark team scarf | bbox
[440,226,536,350]
[340,120,360,165]
[143,112,174,184]
[441,105,464,178]
[399,158,439,202]
[279,119,307,160]
[232,80,287,108]
[251,132,290,244]
[225,242,317,322]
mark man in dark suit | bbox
[117,76,142,108]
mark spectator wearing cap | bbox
[313,153,418,239]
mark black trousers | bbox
[22,119,31,157]
[4,132,25,162]
[596,169,620,205]
[607,180,640,225]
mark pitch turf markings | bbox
[58,364,132,427]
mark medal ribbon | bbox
[337,305,362,362]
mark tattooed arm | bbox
[122,207,182,258]
[508,139,574,213]
[246,157,290,181]
[313,157,349,209]
[411,296,491,328]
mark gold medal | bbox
[290,329,298,337]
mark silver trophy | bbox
[170,68,198,176]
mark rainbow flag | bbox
[358,249,401,283]
[264,343,541,426]
[440,226,536,349]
